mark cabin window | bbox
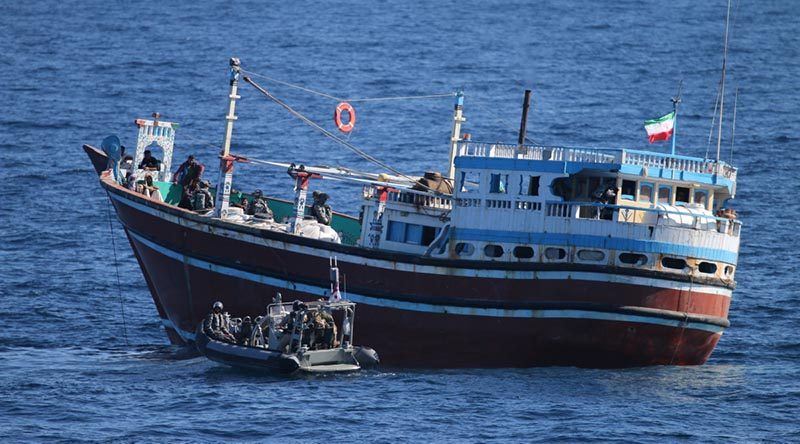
[484,244,504,258]
[675,187,690,205]
[387,221,438,246]
[459,171,480,193]
[513,246,534,259]
[455,242,474,257]
[639,182,654,203]
[405,223,423,245]
[421,226,439,246]
[658,185,672,204]
[662,257,687,270]
[694,189,708,208]
[698,262,717,274]
[489,174,508,194]
[387,221,406,242]
[577,250,605,261]
[526,176,540,196]
[619,253,648,266]
[621,180,636,201]
[544,247,567,260]
[724,265,734,276]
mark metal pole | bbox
[517,89,532,155]
[671,81,682,156]
[214,58,242,218]
[446,90,465,180]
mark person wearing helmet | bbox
[239,316,253,346]
[311,191,332,225]
[191,181,214,212]
[247,189,273,220]
[312,305,337,350]
[203,301,235,343]
[274,300,307,353]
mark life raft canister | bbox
[334,102,356,133]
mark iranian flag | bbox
[644,111,675,143]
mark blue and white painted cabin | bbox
[358,142,740,283]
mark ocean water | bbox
[2,0,799,441]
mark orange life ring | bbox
[334,102,356,133]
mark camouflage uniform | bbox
[312,310,337,349]
[204,312,235,343]
[311,193,332,225]
[250,197,273,220]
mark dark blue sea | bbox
[2,0,799,441]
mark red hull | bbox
[87,145,732,367]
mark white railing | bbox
[544,201,742,236]
[457,142,738,181]
[362,186,453,210]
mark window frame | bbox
[639,181,654,204]
[657,185,672,205]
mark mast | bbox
[446,89,465,180]
[715,0,732,163]
[670,80,682,156]
[287,164,321,235]
[517,89,532,155]
[214,57,242,218]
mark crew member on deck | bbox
[192,181,214,211]
[311,191,332,225]
[172,155,205,187]
[138,150,161,171]
[247,190,273,220]
[204,301,236,343]
[592,184,617,220]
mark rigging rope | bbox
[243,76,439,192]
[105,197,130,346]
[241,69,454,103]
[705,85,721,160]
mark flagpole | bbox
[670,80,682,156]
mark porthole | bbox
[698,262,717,274]
[724,265,734,276]
[577,250,605,262]
[484,244,504,258]
[455,242,474,257]
[544,247,566,260]
[619,253,648,266]
[662,257,687,270]
[513,246,534,259]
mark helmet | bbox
[213,301,223,311]
[292,300,302,311]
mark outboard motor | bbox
[354,347,380,369]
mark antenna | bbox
[730,87,739,163]
[670,80,682,156]
[715,0,733,163]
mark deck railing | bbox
[362,185,453,210]
[457,142,737,180]
[544,201,742,236]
